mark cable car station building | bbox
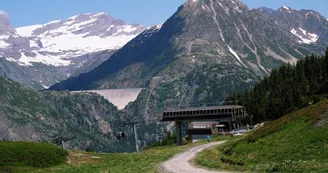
[162,105,248,145]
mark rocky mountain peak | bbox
[0,10,8,19]
[278,6,293,12]
[0,10,16,35]
[183,0,248,13]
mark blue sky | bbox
[1,0,327,28]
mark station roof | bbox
[162,105,246,121]
[189,121,219,125]
[164,105,244,113]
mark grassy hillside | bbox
[0,141,67,172]
[195,99,328,172]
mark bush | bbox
[85,146,94,152]
[0,141,68,168]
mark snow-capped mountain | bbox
[3,12,146,66]
[0,11,146,88]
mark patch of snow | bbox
[234,6,242,13]
[122,25,137,32]
[299,28,307,35]
[17,51,71,66]
[42,84,49,89]
[92,12,106,17]
[290,28,297,34]
[306,12,313,16]
[29,40,39,48]
[280,6,292,13]
[282,6,289,10]
[46,20,61,25]
[258,64,267,72]
[106,25,116,31]
[291,28,319,44]
[220,33,225,42]
[142,23,162,37]
[192,0,198,2]
[218,3,229,15]
[4,57,17,62]
[16,25,42,37]
[0,40,10,48]
[227,45,247,68]
[68,15,79,20]
[64,20,75,26]
[155,23,163,30]
[42,33,136,53]
[0,35,9,39]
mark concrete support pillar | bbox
[176,121,182,146]
[228,120,232,131]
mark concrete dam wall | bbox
[74,89,144,110]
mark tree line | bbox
[226,48,328,122]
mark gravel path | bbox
[162,141,230,173]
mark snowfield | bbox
[3,12,146,66]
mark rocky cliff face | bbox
[0,11,16,35]
[0,12,146,89]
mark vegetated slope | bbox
[195,99,328,173]
[0,141,67,169]
[0,77,140,153]
[226,48,328,122]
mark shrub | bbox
[85,146,94,152]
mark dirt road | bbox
[162,141,229,173]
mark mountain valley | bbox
[1,0,328,156]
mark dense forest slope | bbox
[227,48,328,122]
